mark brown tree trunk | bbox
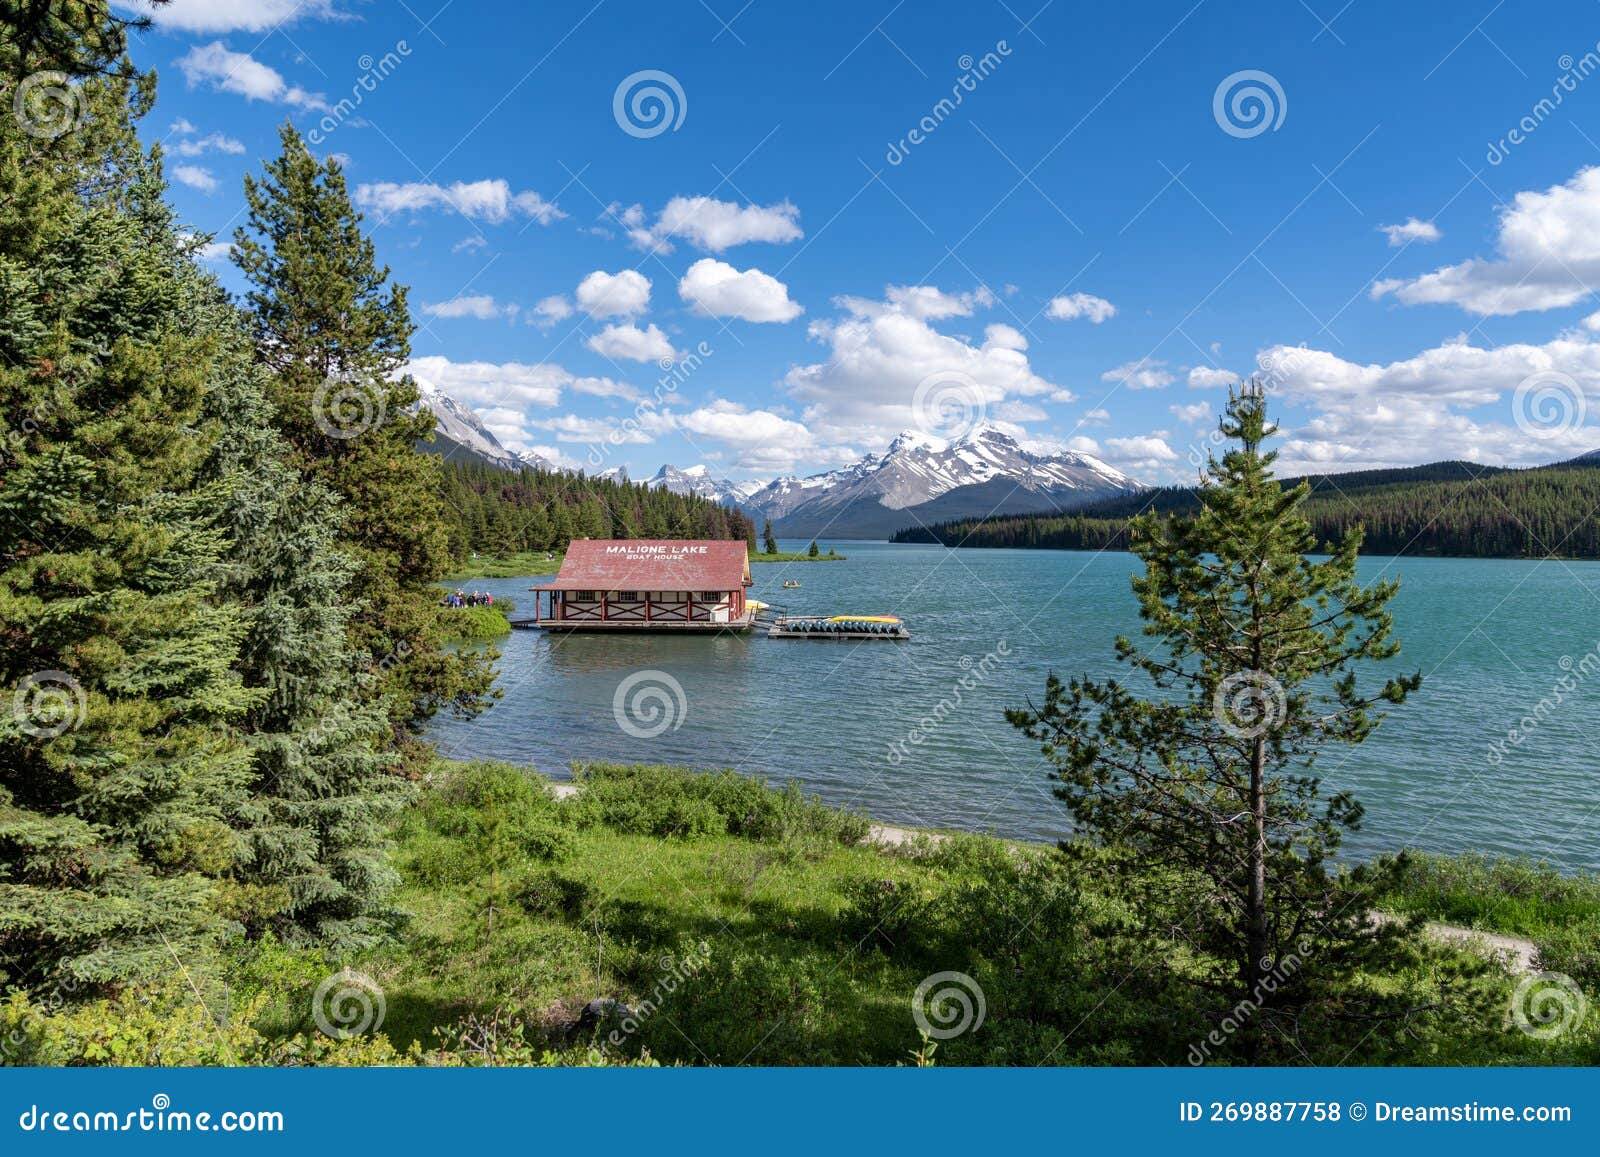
[1243,732,1268,1062]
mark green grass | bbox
[340,762,1597,1067]
[437,603,512,641]
[751,550,846,562]
[445,552,564,580]
[1380,851,1600,984]
[16,761,1594,1067]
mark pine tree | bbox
[1008,383,1426,1062]
[807,540,819,558]
[0,20,254,988]
[232,125,496,763]
[179,253,409,953]
[762,519,777,555]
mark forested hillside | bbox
[895,459,1600,558]
[436,459,754,557]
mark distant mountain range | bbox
[748,424,1140,538]
[412,378,1145,539]
[894,455,1600,560]
[412,377,561,473]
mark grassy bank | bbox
[1379,852,1600,983]
[9,761,1596,1067]
[752,550,846,562]
[445,552,564,581]
[437,603,512,641]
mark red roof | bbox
[543,539,752,591]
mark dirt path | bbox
[544,781,1539,971]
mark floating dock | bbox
[767,615,909,641]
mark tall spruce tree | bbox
[232,125,496,764]
[1008,383,1427,1062]
[173,211,408,953]
[0,12,255,988]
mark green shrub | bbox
[402,762,575,885]
[567,763,869,845]
[838,876,933,955]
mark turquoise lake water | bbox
[430,542,1600,872]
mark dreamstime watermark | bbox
[1487,641,1600,765]
[1486,47,1600,164]
[1509,971,1588,1039]
[1186,940,1311,1065]
[12,70,84,138]
[1212,70,1287,139]
[911,368,988,442]
[604,941,713,1048]
[311,969,386,1039]
[885,43,1012,165]
[612,670,688,739]
[10,670,87,739]
[613,70,686,138]
[885,641,1011,765]
[307,41,413,146]
[912,971,986,1040]
[313,374,387,440]
[585,341,712,468]
[16,1094,284,1134]
[1213,669,1287,739]
[1511,370,1586,440]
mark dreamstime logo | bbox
[604,942,713,1048]
[1212,70,1287,139]
[312,375,386,440]
[1488,642,1600,765]
[1187,941,1311,1064]
[1511,370,1586,440]
[11,670,87,739]
[886,641,1011,765]
[585,341,712,470]
[1510,971,1587,1039]
[911,369,986,440]
[13,71,84,138]
[613,70,687,138]
[1213,670,1286,739]
[885,41,1012,165]
[312,969,386,1038]
[308,40,412,146]
[612,670,688,738]
[1486,46,1600,165]
[911,971,986,1040]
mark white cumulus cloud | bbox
[176,41,327,110]
[1045,292,1116,323]
[678,258,802,322]
[172,164,217,193]
[1102,358,1175,390]
[586,323,675,362]
[575,269,651,318]
[784,284,1061,446]
[422,295,517,321]
[623,196,803,253]
[354,179,564,225]
[120,0,338,32]
[1373,167,1600,315]
[1379,218,1442,246]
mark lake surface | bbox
[431,542,1600,872]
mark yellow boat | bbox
[829,614,900,624]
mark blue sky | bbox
[126,0,1600,483]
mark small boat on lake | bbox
[782,579,801,588]
[768,614,909,640]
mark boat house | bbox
[531,539,754,632]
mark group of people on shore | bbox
[442,589,494,608]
